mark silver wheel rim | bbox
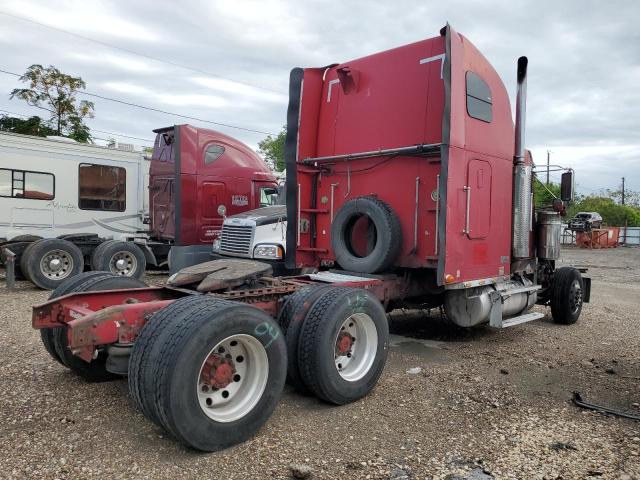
[197,334,269,423]
[109,251,137,276]
[40,249,74,281]
[334,312,378,382]
[569,279,583,314]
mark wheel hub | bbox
[334,313,378,382]
[109,251,137,276]
[201,354,236,389]
[40,249,73,280]
[48,258,62,272]
[570,280,583,314]
[196,334,269,423]
[336,331,355,356]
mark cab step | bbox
[488,284,544,328]
[493,311,545,328]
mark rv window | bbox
[0,168,54,200]
[78,163,126,211]
[466,72,493,122]
[204,144,225,165]
[259,186,279,207]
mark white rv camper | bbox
[0,131,159,288]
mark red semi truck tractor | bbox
[32,25,589,451]
[150,125,279,273]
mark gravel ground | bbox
[0,247,639,479]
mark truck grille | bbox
[219,224,253,257]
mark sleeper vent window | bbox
[204,144,225,165]
[466,72,493,122]
[78,163,126,211]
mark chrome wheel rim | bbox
[109,251,137,276]
[569,279,583,314]
[197,334,269,423]
[40,249,74,281]
[334,312,378,382]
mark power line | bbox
[0,10,285,95]
[0,108,154,144]
[92,129,152,144]
[79,90,274,135]
[0,68,275,135]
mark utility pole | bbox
[546,150,551,186]
[621,177,625,205]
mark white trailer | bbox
[0,132,163,289]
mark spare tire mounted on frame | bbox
[331,196,402,274]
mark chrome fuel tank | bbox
[536,211,561,260]
[444,277,537,327]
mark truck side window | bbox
[466,72,493,122]
[154,132,174,163]
[0,168,55,200]
[259,187,278,207]
[78,163,126,211]
[204,144,225,165]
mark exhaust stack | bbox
[512,56,532,259]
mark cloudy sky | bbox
[0,0,638,194]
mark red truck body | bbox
[150,125,277,271]
[150,124,277,246]
[286,26,515,286]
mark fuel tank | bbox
[444,277,537,327]
[536,211,562,260]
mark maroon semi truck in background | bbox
[1,124,277,288]
[150,125,278,273]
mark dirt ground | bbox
[1,247,639,479]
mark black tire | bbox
[331,196,402,273]
[19,240,41,283]
[90,240,146,279]
[40,271,116,365]
[89,240,118,271]
[24,238,84,290]
[277,285,334,393]
[129,294,215,426]
[297,287,389,405]
[11,234,43,242]
[51,274,148,381]
[551,267,584,325]
[136,297,287,451]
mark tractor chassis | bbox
[32,273,406,363]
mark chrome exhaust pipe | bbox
[514,57,528,165]
[512,56,532,259]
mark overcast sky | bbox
[0,0,638,194]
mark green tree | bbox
[533,178,561,208]
[257,126,286,172]
[598,187,640,208]
[0,114,56,137]
[10,64,94,142]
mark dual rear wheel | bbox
[20,238,146,290]
[40,271,148,381]
[128,295,287,451]
[278,286,389,405]
[38,271,389,451]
